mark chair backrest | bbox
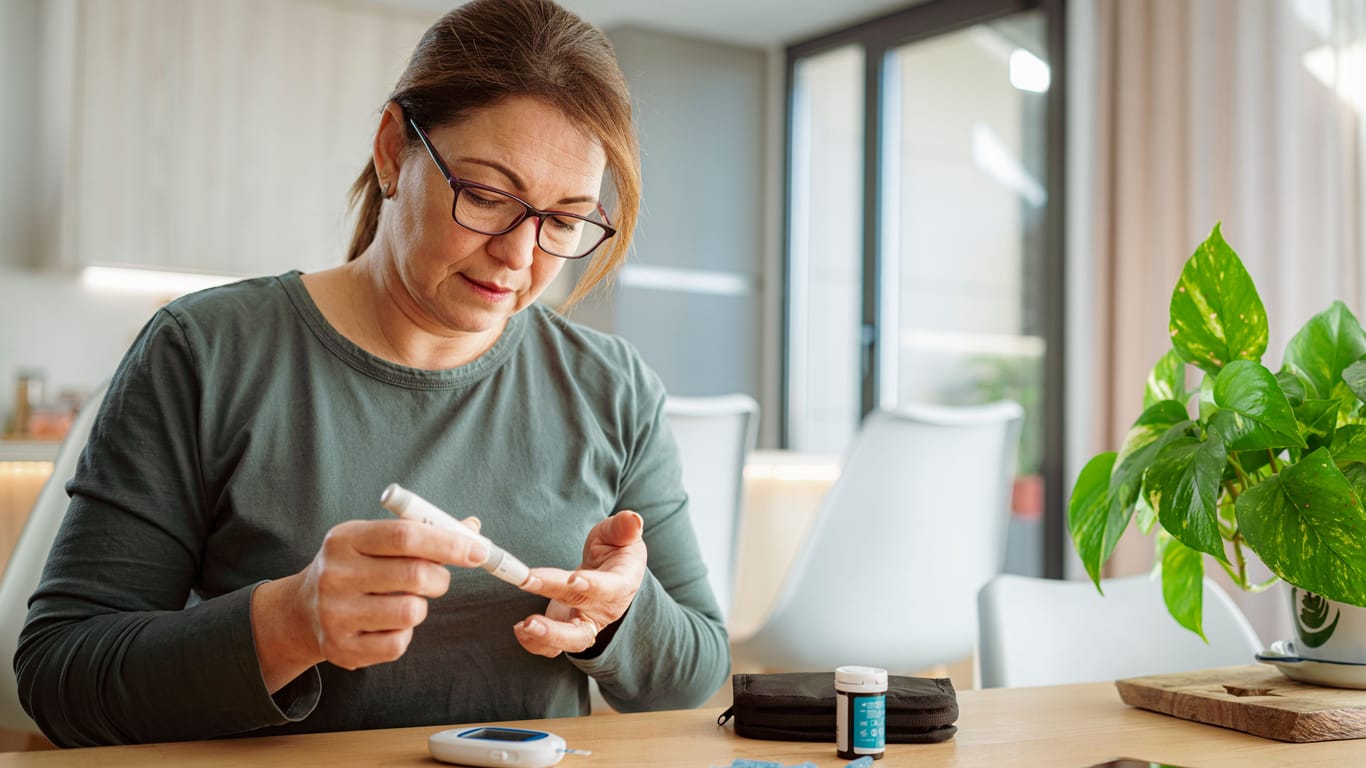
[664,394,759,620]
[0,381,109,733]
[977,573,1265,688]
[733,401,1022,673]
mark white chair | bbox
[731,401,1023,674]
[663,394,759,621]
[0,381,109,734]
[977,573,1264,688]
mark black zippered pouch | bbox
[716,672,958,743]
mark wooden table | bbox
[2,681,1360,766]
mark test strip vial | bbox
[836,665,887,760]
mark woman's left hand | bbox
[514,510,646,658]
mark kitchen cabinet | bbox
[56,0,433,276]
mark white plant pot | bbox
[1289,587,1366,664]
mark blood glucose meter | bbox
[429,726,570,767]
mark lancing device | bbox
[380,483,531,588]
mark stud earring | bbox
[379,173,394,199]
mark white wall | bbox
[0,0,166,424]
[0,267,167,415]
[574,26,771,428]
[0,0,40,270]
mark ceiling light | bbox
[1009,48,1050,93]
[80,266,242,296]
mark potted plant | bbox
[1068,223,1366,661]
[955,352,1044,519]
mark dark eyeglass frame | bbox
[408,118,616,260]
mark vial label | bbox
[852,695,885,752]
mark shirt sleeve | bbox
[14,309,319,747]
[567,356,732,710]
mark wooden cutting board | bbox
[1115,665,1366,742]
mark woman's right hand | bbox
[251,517,488,693]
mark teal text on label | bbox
[852,695,885,751]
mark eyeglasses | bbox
[409,119,616,260]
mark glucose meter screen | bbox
[463,728,541,742]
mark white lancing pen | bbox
[379,483,532,588]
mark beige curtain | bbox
[1088,0,1366,642]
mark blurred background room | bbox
[1,0,1364,739]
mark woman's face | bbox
[381,95,607,341]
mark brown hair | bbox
[345,0,640,309]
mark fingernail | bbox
[471,541,489,563]
[569,575,589,591]
[526,620,546,636]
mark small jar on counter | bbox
[10,369,46,437]
[835,665,887,760]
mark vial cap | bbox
[835,665,888,689]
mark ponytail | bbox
[346,158,384,262]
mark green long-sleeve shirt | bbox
[16,272,729,747]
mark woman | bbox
[17,0,729,747]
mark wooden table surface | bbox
[2,679,1361,766]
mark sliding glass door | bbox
[786,45,865,451]
[784,0,1065,576]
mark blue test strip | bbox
[721,754,868,759]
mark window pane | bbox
[788,45,865,453]
[882,12,1049,575]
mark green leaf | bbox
[1134,490,1158,535]
[1209,360,1307,451]
[1343,462,1366,506]
[1227,448,1272,482]
[1277,370,1309,408]
[1198,374,1218,421]
[1236,447,1366,606]
[1297,399,1341,453]
[1069,452,1119,590]
[1113,419,1198,547]
[1161,537,1207,641]
[1108,402,1194,538]
[1344,359,1366,403]
[1168,223,1268,375]
[1147,436,1230,562]
[1330,425,1366,464]
[1283,301,1366,401]
[1145,349,1187,410]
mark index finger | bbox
[350,519,490,568]
[517,566,576,597]
[519,566,629,605]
